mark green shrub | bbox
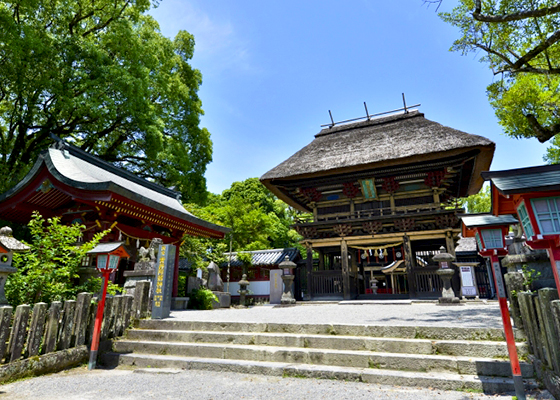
[5,212,109,306]
[187,288,218,310]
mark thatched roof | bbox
[261,111,494,193]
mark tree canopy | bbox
[0,0,211,203]
[459,183,491,213]
[439,1,560,143]
[183,178,303,266]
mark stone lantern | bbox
[279,256,296,305]
[238,274,250,307]
[433,246,460,304]
[0,227,29,305]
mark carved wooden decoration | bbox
[435,214,459,229]
[424,170,446,188]
[299,187,322,202]
[295,226,318,239]
[381,176,400,194]
[333,224,353,237]
[394,218,416,232]
[342,182,360,198]
[362,221,383,235]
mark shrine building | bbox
[0,141,229,296]
[261,109,495,300]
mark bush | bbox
[187,288,218,310]
[5,212,109,306]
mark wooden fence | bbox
[0,281,150,367]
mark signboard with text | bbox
[460,266,478,297]
[151,244,176,319]
[269,269,282,304]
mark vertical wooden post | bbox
[351,249,358,297]
[306,243,313,299]
[403,235,416,297]
[433,189,440,205]
[341,239,350,300]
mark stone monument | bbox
[207,261,230,308]
[123,238,162,302]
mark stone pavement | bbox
[0,366,554,400]
[169,300,505,329]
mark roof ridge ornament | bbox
[322,94,421,129]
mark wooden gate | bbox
[310,270,343,299]
[414,267,443,298]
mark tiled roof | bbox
[0,143,229,236]
[461,214,518,228]
[482,164,560,195]
[455,236,477,254]
[222,248,301,267]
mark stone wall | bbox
[0,281,151,382]
[506,280,560,399]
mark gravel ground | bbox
[169,301,505,328]
[0,367,553,400]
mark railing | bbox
[415,269,443,295]
[296,205,463,224]
[310,271,343,297]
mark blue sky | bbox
[150,0,550,195]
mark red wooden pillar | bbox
[547,247,560,293]
[488,253,525,399]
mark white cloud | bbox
[151,0,255,75]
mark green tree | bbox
[459,184,491,213]
[440,1,560,143]
[5,212,109,306]
[184,177,302,254]
[0,0,211,203]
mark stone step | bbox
[125,329,529,359]
[137,320,526,342]
[107,352,537,394]
[113,339,534,378]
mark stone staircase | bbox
[105,319,536,394]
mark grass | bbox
[456,387,483,393]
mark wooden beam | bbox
[341,239,350,300]
[403,234,416,298]
[302,229,461,248]
[306,243,313,298]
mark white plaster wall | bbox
[227,280,270,296]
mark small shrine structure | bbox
[482,164,560,291]
[0,142,229,296]
[261,109,495,300]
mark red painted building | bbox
[0,142,229,295]
[482,164,560,291]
